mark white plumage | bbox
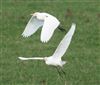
[19,23,76,67]
[22,12,60,43]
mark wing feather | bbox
[52,23,76,59]
[22,16,43,37]
[40,16,60,43]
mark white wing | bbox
[40,16,60,43]
[52,23,76,59]
[22,16,44,37]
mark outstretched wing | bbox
[52,23,76,59]
[22,16,44,37]
[40,16,60,43]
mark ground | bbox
[1,0,100,85]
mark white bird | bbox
[22,12,60,43]
[19,23,76,67]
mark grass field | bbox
[1,0,100,85]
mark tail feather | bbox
[62,61,67,65]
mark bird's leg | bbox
[55,66,64,80]
[55,66,67,84]
[58,25,66,32]
[60,67,66,79]
[56,67,63,78]
[53,66,66,83]
[57,66,67,85]
[59,67,66,76]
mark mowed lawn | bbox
[1,0,100,85]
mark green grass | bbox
[1,0,100,85]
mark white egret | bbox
[19,23,76,67]
[22,12,65,43]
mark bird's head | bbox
[30,12,40,16]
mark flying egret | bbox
[19,23,76,67]
[22,12,66,43]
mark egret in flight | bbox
[22,12,66,43]
[19,23,76,67]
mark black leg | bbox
[55,66,67,83]
[55,66,67,84]
[58,26,66,32]
[55,66,63,79]
[60,67,67,79]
